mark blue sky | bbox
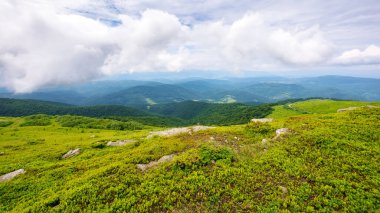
[0,0,380,92]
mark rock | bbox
[90,135,96,138]
[274,128,290,139]
[262,138,268,144]
[191,125,214,132]
[147,126,214,138]
[147,127,189,138]
[209,136,215,141]
[62,148,80,159]
[251,118,273,123]
[279,186,288,194]
[137,154,176,171]
[0,152,4,155]
[0,169,25,182]
[107,139,136,147]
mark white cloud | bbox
[0,0,342,93]
[0,2,185,93]
[185,13,333,70]
[102,10,186,73]
[333,45,380,65]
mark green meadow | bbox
[0,100,380,212]
[267,99,380,118]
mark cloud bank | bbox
[333,45,380,65]
[0,0,378,92]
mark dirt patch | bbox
[0,169,25,182]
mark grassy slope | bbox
[267,99,380,118]
[0,102,380,211]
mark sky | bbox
[0,0,380,93]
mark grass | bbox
[1,100,380,212]
[267,99,380,118]
[289,99,380,114]
[266,105,304,118]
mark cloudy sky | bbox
[1,0,380,92]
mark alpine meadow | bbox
[1,0,380,212]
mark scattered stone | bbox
[107,139,136,147]
[147,126,214,138]
[62,148,81,159]
[251,118,273,123]
[279,186,288,194]
[274,128,291,139]
[90,135,96,138]
[209,136,215,141]
[0,169,25,183]
[0,152,4,155]
[261,138,268,144]
[137,154,176,171]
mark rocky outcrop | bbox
[137,154,176,171]
[337,105,378,113]
[147,126,214,138]
[274,128,291,140]
[107,139,136,147]
[62,148,80,159]
[337,106,360,112]
[251,118,273,123]
[0,169,25,182]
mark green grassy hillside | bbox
[1,100,379,212]
[267,99,380,118]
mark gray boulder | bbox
[62,148,80,159]
[0,169,25,182]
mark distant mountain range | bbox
[1,75,379,107]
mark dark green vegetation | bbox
[0,120,13,127]
[147,101,273,125]
[57,115,145,130]
[0,98,148,117]
[90,84,198,106]
[20,115,52,127]
[0,99,379,212]
[0,98,274,126]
